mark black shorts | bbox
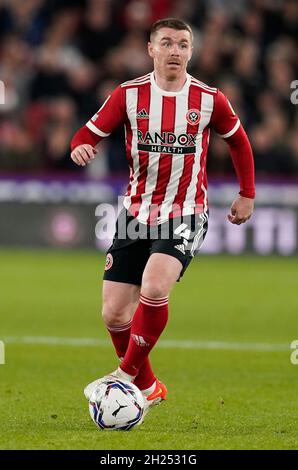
[103,208,209,286]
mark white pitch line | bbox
[1,336,289,352]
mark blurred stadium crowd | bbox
[0,0,297,178]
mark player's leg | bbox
[102,279,156,391]
[114,253,179,416]
[84,278,156,399]
[102,280,139,328]
[119,252,182,378]
[84,233,157,400]
[102,279,139,361]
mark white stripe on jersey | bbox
[121,74,151,86]
[121,79,151,88]
[191,82,217,95]
[218,118,240,138]
[86,94,113,132]
[159,92,189,222]
[123,87,139,208]
[137,88,163,222]
[183,92,214,209]
[97,94,111,112]
[191,78,217,93]
[86,121,110,137]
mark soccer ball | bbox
[88,378,144,431]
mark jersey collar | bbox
[150,71,191,96]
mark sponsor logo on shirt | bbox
[137,130,197,155]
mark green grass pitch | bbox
[0,250,297,450]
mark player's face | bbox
[148,27,193,80]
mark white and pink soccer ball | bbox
[88,378,144,431]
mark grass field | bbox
[0,250,297,450]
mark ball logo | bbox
[186,109,201,126]
[105,253,113,271]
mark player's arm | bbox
[210,90,255,225]
[70,127,99,166]
[70,85,126,166]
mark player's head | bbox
[148,18,193,80]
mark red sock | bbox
[120,294,169,376]
[107,319,156,390]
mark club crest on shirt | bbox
[105,253,113,271]
[186,109,201,126]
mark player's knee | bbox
[102,302,131,327]
[141,278,169,299]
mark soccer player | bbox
[70,18,255,420]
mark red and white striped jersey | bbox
[86,72,241,224]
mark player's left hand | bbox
[228,196,254,225]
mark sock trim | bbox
[107,319,132,333]
[140,294,168,307]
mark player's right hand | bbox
[71,144,97,166]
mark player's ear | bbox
[148,42,154,58]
